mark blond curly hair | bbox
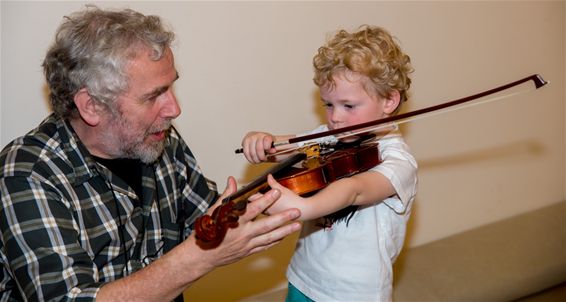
[313,25,413,105]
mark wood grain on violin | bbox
[194,140,381,248]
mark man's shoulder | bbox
[0,115,73,178]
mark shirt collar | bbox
[51,115,102,186]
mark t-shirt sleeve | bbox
[371,139,418,214]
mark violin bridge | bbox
[299,144,322,169]
[299,144,321,157]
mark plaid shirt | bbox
[0,114,218,301]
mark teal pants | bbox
[286,282,315,302]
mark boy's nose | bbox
[329,110,342,124]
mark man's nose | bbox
[161,90,181,119]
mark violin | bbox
[194,137,380,248]
[195,73,548,248]
[272,138,381,195]
[194,152,306,248]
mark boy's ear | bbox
[383,90,401,115]
[74,88,102,126]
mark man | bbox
[0,6,300,301]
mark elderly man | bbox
[0,6,300,301]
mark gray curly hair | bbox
[42,6,175,119]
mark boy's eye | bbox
[323,102,333,108]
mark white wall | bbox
[1,1,564,301]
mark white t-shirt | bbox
[287,125,418,302]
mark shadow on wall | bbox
[416,140,544,170]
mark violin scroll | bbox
[194,153,308,248]
[194,199,246,248]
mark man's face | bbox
[101,47,181,163]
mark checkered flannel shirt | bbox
[0,114,218,301]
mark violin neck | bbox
[223,152,307,204]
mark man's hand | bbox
[193,176,301,267]
[96,177,300,302]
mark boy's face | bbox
[320,73,387,131]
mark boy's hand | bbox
[262,174,306,216]
[241,131,277,163]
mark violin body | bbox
[194,142,381,248]
[276,143,381,196]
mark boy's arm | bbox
[265,170,395,221]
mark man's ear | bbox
[383,90,401,115]
[74,88,101,126]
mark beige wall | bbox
[1,1,564,301]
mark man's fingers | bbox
[247,210,301,253]
[266,174,284,190]
[248,192,264,202]
[243,189,280,219]
[220,176,237,200]
[206,177,237,214]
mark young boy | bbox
[241,25,417,301]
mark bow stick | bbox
[235,74,548,154]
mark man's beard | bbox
[121,127,169,164]
[103,114,171,164]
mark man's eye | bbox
[344,104,355,109]
[143,93,160,103]
[144,87,169,102]
[323,103,333,108]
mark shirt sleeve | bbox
[371,137,418,214]
[1,175,102,301]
